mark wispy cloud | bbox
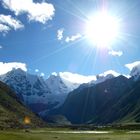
[0,24,10,33]
[0,14,24,30]
[0,62,27,75]
[65,33,82,43]
[57,28,64,40]
[2,0,55,24]
[108,50,123,57]
[125,61,140,71]
[0,14,24,33]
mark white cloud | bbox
[0,14,24,30]
[59,72,96,84]
[65,33,82,43]
[108,50,123,57]
[2,0,55,24]
[51,71,121,84]
[57,28,64,40]
[125,61,140,71]
[51,70,129,85]
[125,61,140,79]
[0,14,24,33]
[94,70,122,84]
[0,23,10,32]
[40,72,45,77]
[98,70,120,77]
[0,62,27,75]
[35,69,39,72]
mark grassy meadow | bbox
[0,128,140,140]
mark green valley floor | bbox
[0,129,140,140]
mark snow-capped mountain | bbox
[44,73,81,108]
[45,72,98,108]
[0,63,139,124]
[46,73,80,95]
[94,70,120,84]
[0,68,86,112]
[130,64,140,81]
[0,68,122,106]
[0,68,50,104]
[0,68,126,116]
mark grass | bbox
[0,129,140,140]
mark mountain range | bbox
[0,69,81,114]
[44,65,140,124]
[0,63,140,125]
[48,75,133,124]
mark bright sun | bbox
[86,12,120,47]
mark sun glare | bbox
[86,12,120,47]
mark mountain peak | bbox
[130,64,140,80]
[6,68,26,75]
[125,61,140,81]
[93,70,120,84]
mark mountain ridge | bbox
[45,75,136,124]
[0,66,140,125]
[0,80,45,129]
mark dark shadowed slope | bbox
[48,76,135,124]
[95,79,140,124]
[0,81,45,129]
[60,76,133,124]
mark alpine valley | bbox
[0,63,140,126]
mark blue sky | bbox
[0,0,140,77]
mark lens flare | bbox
[24,116,31,125]
[86,12,120,47]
